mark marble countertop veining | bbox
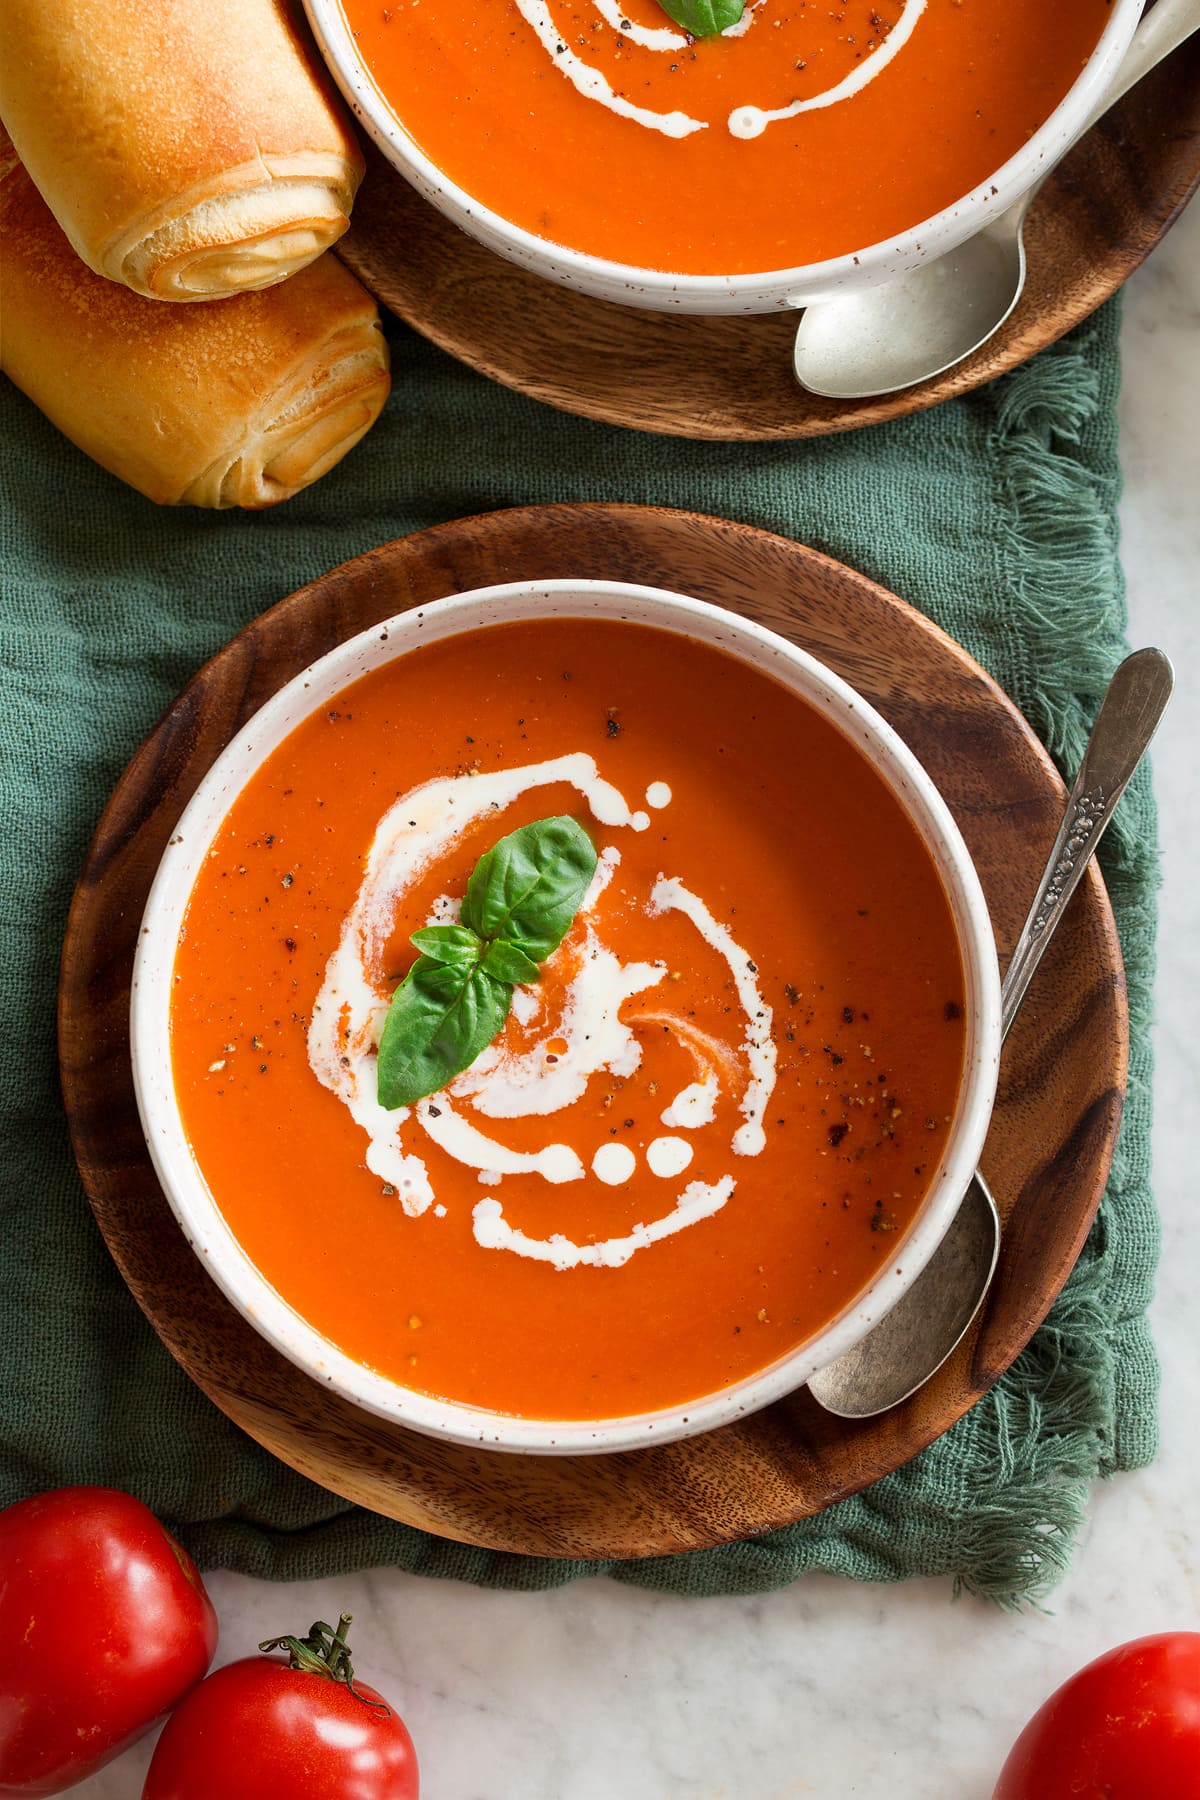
[75,201,1200,1799]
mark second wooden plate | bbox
[59,505,1127,1558]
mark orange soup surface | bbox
[172,619,967,1421]
[340,0,1113,273]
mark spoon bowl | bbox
[792,216,1029,402]
[793,0,1200,401]
[807,646,1174,1419]
[806,1175,1000,1418]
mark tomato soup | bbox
[339,0,1112,274]
[170,618,967,1421]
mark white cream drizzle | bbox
[345,1074,435,1216]
[516,0,925,144]
[472,1177,736,1271]
[592,1141,637,1185]
[514,0,705,139]
[661,1075,718,1129]
[647,1135,694,1178]
[452,928,664,1120]
[593,0,687,52]
[417,1097,584,1185]
[728,0,926,140]
[308,753,779,1270]
[649,876,775,1155]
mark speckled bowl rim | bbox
[303,0,1144,313]
[130,581,1002,1455]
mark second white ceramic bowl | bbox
[304,0,1143,313]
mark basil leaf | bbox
[409,923,483,968]
[376,957,510,1110]
[461,816,598,963]
[481,938,541,985]
[408,926,539,985]
[656,0,743,37]
[376,814,598,1109]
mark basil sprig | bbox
[376,815,598,1110]
[656,0,743,37]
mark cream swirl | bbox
[308,754,778,1269]
[513,0,926,142]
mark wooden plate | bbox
[59,505,1127,1558]
[337,34,1200,441]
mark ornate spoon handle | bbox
[1000,647,1174,1041]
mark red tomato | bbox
[142,1615,419,1800]
[993,1632,1200,1800]
[0,1486,218,1796]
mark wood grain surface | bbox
[58,505,1128,1557]
[336,35,1200,440]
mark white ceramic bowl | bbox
[131,580,1001,1454]
[303,0,1143,314]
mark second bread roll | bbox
[0,0,364,300]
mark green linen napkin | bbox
[0,299,1158,1607]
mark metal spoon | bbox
[807,646,1173,1419]
[792,0,1200,402]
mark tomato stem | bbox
[258,1613,391,1716]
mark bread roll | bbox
[0,0,363,301]
[0,139,391,507]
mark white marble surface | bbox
[78,204,1200,1798]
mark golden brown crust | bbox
[0,0,364,299]
[0,144,390,506]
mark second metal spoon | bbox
[807,646,1173,1419]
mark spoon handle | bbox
[1000,647,1174,1040]
[1079,0,1200,133]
